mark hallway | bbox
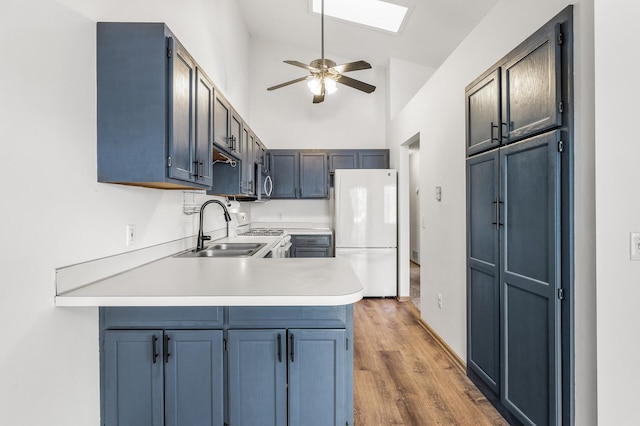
[410,261,420,311]
[353,299,506,425]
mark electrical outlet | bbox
[435,186,442,202]
[126,224,136,246]
[631,232,640,261]
[421,215,426,228]
[437,293,443,309]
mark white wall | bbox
[594,0,640,423]
[387,0,597,424]
[252,200,331,224]
[388,58,435,121]
[0,1,249,424]
[56,0,251,117]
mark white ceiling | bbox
[237,0,499,69]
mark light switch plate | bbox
[126,224,136,246]
[631,232,640,261]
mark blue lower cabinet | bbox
[227,330,287,426]
[288,329,346,426]
[100,306,353,426]
[164,331,224,426]
[103,329,224,426]
[104,330,165,426]
[228,329,347,426]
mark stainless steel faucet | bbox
[197,199,232,251]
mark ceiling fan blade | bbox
[267,75,312,91]
[336,75,376,94]
[331,60,372,74]
[284,60,319,72]
[313,80,326,103]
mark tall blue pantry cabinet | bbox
[466,7,574,426]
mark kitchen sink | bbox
[174,242,267,258]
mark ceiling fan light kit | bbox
[267,0,376,103]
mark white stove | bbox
[237,228,291,257]
[238,228,285,237]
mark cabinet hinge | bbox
[167,156,172,167]
[558,140,564,153]
[558,101,564,113]
[167,47,172,58]
[558,288,565,300]
[223,338,227,351]
[557,32,564,45]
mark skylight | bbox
[311,0,410,34]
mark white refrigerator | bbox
[333,169,397,297]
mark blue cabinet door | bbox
[329,151,357,171]
[270,151,298,198]
[466,149,500,393]
[288,329,346,426]
[501,25,562,143]
[299,152,328,198]
[228,329,287,426]
[164,330,224,426]
[104,330,164,426]
[357,150,389,169]
[500,130,561,425]
[168,37,196,183]
[466,68,502,156]
[213,92,232,154]
[195,69,214,186]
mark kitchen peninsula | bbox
[57,252,361,425]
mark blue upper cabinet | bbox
[357,150,389,169]
[502,24,562,144]
[194,69,215,186]
[97,22,212,189]
[328,150,389,172]
[212,92,242,160]
[270,150,300,198]
[299,152,328,198]
[466,23,562,157]
[466,68,502,157]
[270,150,328,199]
[328,151,358,171]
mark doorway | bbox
[408,141,421,311]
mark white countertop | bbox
[55,256,363,307]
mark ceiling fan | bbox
[266,0,376,104]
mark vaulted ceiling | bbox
[237,0,499,69]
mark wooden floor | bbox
[353,299,507,426]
